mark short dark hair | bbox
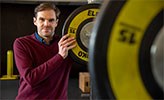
[34,3,60,19]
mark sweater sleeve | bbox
[13,38,64,88]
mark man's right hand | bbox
[58,34,76,59]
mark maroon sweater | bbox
[13,33,73,100]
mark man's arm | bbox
[13,38,64,88]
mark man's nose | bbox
[44,20,50,26]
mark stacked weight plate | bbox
[89,0,163,99]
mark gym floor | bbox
[0,78,90,100]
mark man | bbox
[13,3,76,100]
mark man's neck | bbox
[43,37,53,45]
[38,33,54,45]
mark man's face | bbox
[33,9,58,38]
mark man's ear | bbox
[33,17,37,26]
[55,19,59,27]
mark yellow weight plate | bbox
[63,4,99,65]
[89,0,163,99]
[108,1,163,99]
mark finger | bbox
[59,38,75,47]
[67,43,77,50]
[62,37,75,45]
[63,39,76,47]
[59,34,70,43]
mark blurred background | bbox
[0,0,91,99]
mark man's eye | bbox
[39,18,45,22]
[49,19,54,22]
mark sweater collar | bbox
[34,32,47,44]
[34,32,57,45]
